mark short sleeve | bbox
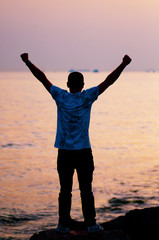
[85,86,99,103]
[50,85,63,101]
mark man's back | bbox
[50,85,99,150]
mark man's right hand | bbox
[20,53,29,63]
[122,55,132,66]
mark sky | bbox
[1,0,159,71]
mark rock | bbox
[102,206,159,240]
[30,229,131,240]
[103,230,131,240]
[124,207,159,240]
[30,207,159,240]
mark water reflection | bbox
[1,72,159,239]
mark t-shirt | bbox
[50,85,99,150]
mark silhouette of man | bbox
[20,53,131,233]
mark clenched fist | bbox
[20,53,29,63]
[122,55,132,65]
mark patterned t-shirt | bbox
[50,85,99,150]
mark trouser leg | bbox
[76,149,96,226]
[57,149,74,227]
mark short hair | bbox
[67,72,84,89]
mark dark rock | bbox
[124,207,159,240]
[102,206,159,240]
[30,207,159,240]
[101,216,125,231]
[30,229,131,240]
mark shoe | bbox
[56,224,70,233]
[88,223,104,233]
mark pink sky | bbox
[1,0,159,71]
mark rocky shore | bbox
[30,206,159,240]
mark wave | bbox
[0,213,39,226]
[96,195,147,216]
[0,207,56,227]
[0,208,57,240]
[108,196,145,206]
[0,143,34,149]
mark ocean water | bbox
[1,71,159,239]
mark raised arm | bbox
[98,55,132,95]
[20,53,52,92]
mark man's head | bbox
[67,72,84,92]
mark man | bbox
[20,53,131,233]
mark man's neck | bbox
[69,88,83,93]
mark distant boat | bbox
[69,69,90,73]
[69,69,75,73]
[146,69,156,73]
[69,69,99,73]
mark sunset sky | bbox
[1,0,159,71]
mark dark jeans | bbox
[57,148,96,227]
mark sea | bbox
[1,71,159,239]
